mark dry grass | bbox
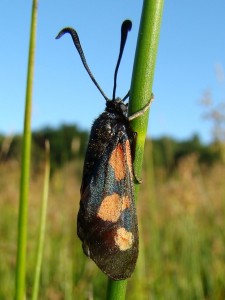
[1,155,225,299]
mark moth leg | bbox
[128,93,154,121]
[133,173,142,184]
[130,132,143,184]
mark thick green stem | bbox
[15,1,38,299]
[107,280,127,300]
[106,0,164,299]
[129,0,164,188]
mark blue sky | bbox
[1,1,225,143]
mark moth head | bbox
[106,98,128,117]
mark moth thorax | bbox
[106,99,128,117]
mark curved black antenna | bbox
[112,20,132,101]
[56,28,109,102]
[122,90,130,102]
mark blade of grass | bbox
[15,0,38,299]
[31,141,50,300]
[107,0,164,299]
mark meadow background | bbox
[1,1,225,299]
[1,128,225,299]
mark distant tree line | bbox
[0,124,221,172]
[151,134,220,172]
[0,124,88,171]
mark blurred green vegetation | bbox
[0,124,221,173]
[1,126,225,299]
[0,125,88,172]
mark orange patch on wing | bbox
[125,140,133,177]
[109,144,125,180]
[114,227,133,251]
[121,195,130,211]
[97,194,131,222]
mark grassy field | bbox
[1,148,225,299]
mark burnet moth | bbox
[56,20,151,280]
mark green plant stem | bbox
[107,280,127,300]
[106,0,164,299]
[15,1,38,299]
[129,0,164,190]
[31,141,50,300]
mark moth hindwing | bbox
[56,20,151,280]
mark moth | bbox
[56,20,151,280]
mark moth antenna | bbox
[56,28,109,102]
[112,20,132,101]
[122,90,130,102]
